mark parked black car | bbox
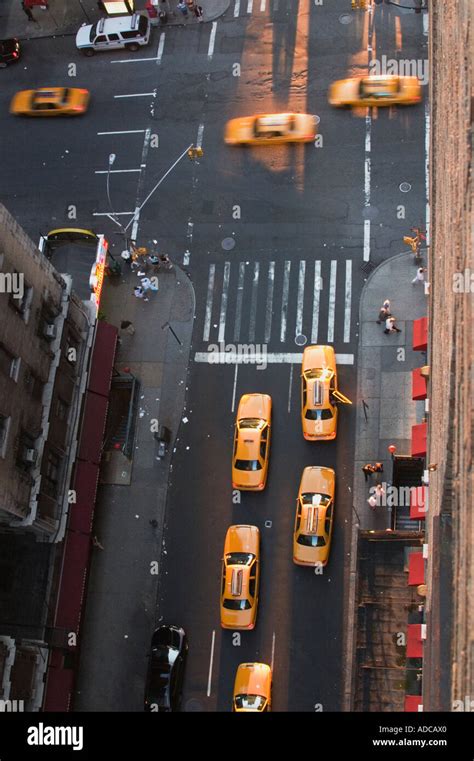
[144,625,187,712]
[0,39,20,68]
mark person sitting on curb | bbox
[362,462,384,481]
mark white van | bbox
[76,13,151,56]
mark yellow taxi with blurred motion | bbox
[301,345,351,440]
[233,663,272,712]
[224,112,317,146]
[221,525,260,630]
[328,75,422,108]
[232,394,271,490]
[293,467,335,567]
[10,87,90,117]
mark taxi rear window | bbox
[235,459,262,471]
[305,409,333,420]
[297,535,326,547]
[223,599,251,610]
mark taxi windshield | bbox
[234,694,266,710]
[301,493,331,507]
[305,409,333,420]
[238,418,264,429]
[226,552,254,566]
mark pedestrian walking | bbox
[120,320,135,336]
[367,484,385,510]
[141,277,158,292]
[186,0,196,11]
[376,300,391,324]
[194,4,204,20]
[384,316,402,334]
[362,462,383,481]
[134,286,149,301]
[412,267,427,285]
[177,0,188,16]
[92,535,104,550]
[21,2,37,21]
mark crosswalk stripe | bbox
[203,264,215,342]
[295,260,306,337]
[234,0,240,16]
[248,262,260,342]
[247,0,253,11]
[264,262,275,343]
[233,262,246,343]
[260,0,266,9]
[280,261,291,343]
[218,262,230,343]
[311,260,321,345]
[195,352,355,365]
[344,260,352,343]
[327,260,337,344]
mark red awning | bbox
[404,695,423,712]
[88,321,117,396]
[413,317,428,351]
[407,624,424,658]
[412,368,427,400]
[408,552,425,585]
[410,485,427,519]
[43,651,74,712]
[69,461,100,533]
[78,391,109,464]
[411,422,427,457]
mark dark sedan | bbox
[144,625,187,712]
[0,39,20,68]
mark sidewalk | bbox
[1,0,229,40]
[343,250,428,710]
[74,261,195,711]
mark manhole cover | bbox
[185,699,204,712]
[360,260,379,275]
[222,237,236,251]
[339,13,353,24]
[295,334,307,346]
[399,182,412,193]
[362,206,379,220]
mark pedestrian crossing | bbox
[198,259,354,349]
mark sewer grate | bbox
[360,259,380,275]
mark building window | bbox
[0,415,11,458]
[8,273,33,322]
[0,344,20,382]
[42,451,62,499]
[16,432,38,471]
[55,398,69,422]
[24,370,44,402]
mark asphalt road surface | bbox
[0,0,427,711]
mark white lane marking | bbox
[196,123,205,149]
[364,157,371,204]
[207,630,216,698]
[311,260,321,344]
[95,168,141,174]
[93,211,135,216]
[218,261,230,343]
[287,364,293,413]
[344,260,352,344]
[271,632,276,673]
[97,129,146,135]
[247,0,253,12]
[111,57,161,64]
[157,32,165,63]
[183,250,190,266]
[264,262,275,343]
[114,92,156,98]
[194,352,354,365]
[363,219,371,262]
[208,21,217,59]
[233,262,245,343]
[327,260,337,344]
[248,262,260,342]
[231,363,239,413]
[280,260,291,343]
[425,101,430,246]
[187,221,194,242]
[260,0,266,10]
[234,0,240,16]
[203,264,215,342]
[365,114,371,153]
[295,260,306,337]
[423,11,428,36]
[131,207,140,242]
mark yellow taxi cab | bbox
[232,393,271,491]
[224,112,317,146]
[328,75,422,108]
[10,87,90,116]
[293,466,335,567]
[221,525,260,630]
[301,345,351,440]
[232,663,272,712]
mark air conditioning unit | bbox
[43,323,56,340]
[23,448,38,465]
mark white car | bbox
[76,13,151,56]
